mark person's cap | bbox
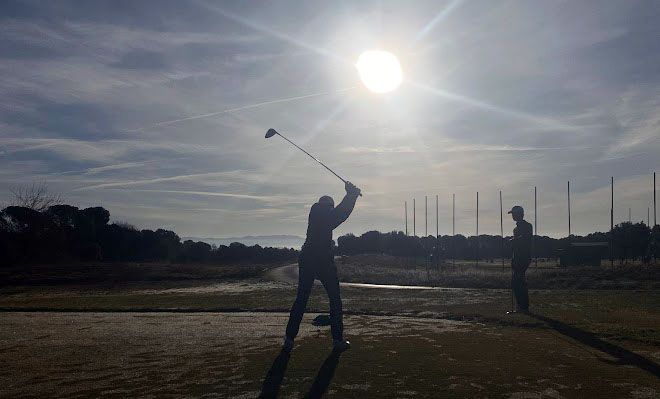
[508,205,524,214]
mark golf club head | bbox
[265,128,278,138]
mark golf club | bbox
[265,128,362,196]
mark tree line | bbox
[337,222,660,263]
[0,204,298,265]
[2,181,657,267]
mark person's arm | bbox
[330,181,361,229]
[512,224,531,242]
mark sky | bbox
[1,0,658,239]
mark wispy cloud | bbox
[73,171,248,191]
[342,144,580,154]
[342,146,417,154]
[0,0,658,238]
[53,160,161,176]
[130,87,356,132]
[103,188,284,202]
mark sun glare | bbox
[356,50,403,93]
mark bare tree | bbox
[10,182,62,212]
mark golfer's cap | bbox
[508,205,524,214]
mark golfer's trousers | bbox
[512,259,530,310]
[285,261,343,341]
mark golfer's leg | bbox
[320,265,343,341]
[285,267,314,340]
[512,265,523,309]
[519,263,530,310]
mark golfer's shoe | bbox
[332,339,351,353]
[282,337,294,353]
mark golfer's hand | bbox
[345,181,362,197]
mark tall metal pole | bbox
[405,201,408,236]
[610,177,614,267]
[654,172,657,226]
[436,195,439,239]
[611,177,614,230]
[436,194,439,270]
[568,181,571,237]
[476,191,479,267]
[425,195,428,237]
[648,207,650,227]
[452,193,455,267]
[629,207,631,223]
[413,198,416,237]
[534,186,538,267]
[500,190,504,271]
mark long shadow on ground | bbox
[259,350,290,398]
[304,352,342,399]
[529,312,660,378]
[259,349,342,399]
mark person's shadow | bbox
[528,312,660,378]
[304,351,342,399]
[258,350,290,398]
[258,350,342,399]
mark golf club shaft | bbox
[276,132,347,184]
[511,268,514,311]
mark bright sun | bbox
[356,50,403,93]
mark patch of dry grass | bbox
[0,261,287,288]
[336,254,660,289]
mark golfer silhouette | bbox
[282,181,361,353]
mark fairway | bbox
[1,274,658,398]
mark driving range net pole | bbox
[413,198,416,237]
[436,194,439,270]
[405,201,408,236]
[568,181,571,238]
[500,190,504,271]
[534,186,538,268]
[452,193,455,267]
[476,191,479,267]
[611,177,614,267]
[436,195,439,239]
[425,195,428,237]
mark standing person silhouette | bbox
[283,181,361,353]
[508,205,532,313]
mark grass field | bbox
[337,254,660,289]
[0,257,658,397]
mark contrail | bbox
[129,87,356,132]
[73,171,233,191]
[104,188,282,201]
[415,0,464,42]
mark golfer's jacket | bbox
[299,192,359,266]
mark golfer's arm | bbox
[331,193,359,229]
